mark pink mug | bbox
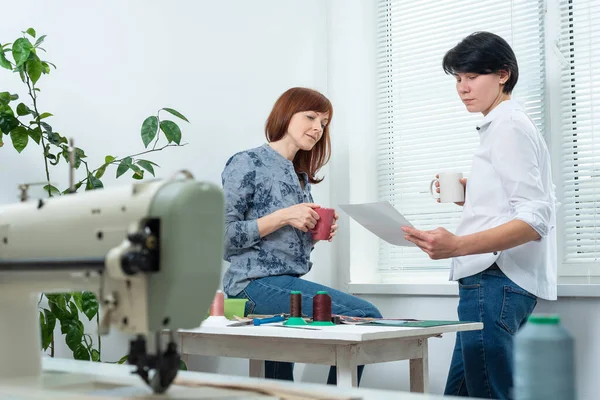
[310,208,335,240]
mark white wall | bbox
[0,0,333,375]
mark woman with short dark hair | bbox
[403,32,557,398]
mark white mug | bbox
[430,172,465,203]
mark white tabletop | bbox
[180,322,483,342]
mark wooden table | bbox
[176,321,483,391]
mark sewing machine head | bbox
[0,173,224,393]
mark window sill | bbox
[348,283,600,298]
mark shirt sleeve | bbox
[221,152,261,256]
[490,117,553,238]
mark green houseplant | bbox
[1,27,189,364]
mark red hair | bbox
[265,87,333,184]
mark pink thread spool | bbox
[201,290,230,327]
[210,290,225,317]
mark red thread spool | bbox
[312,291,333,324]
[290,291,302,317]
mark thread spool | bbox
[201,290,230,327]
[513,314,575,400]
[311,291,334,326]
[210,290,225,317]
[290,291,302,317]
[284,291,307,326]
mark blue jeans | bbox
[444,266,537,399]
[230,275,382,385]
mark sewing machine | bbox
[0,172,224,394]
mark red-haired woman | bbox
[221,87,381,385]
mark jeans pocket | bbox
[458,279,480,290]
[499,286,537,335]
[238,289,256,316]
[457,282,480,321]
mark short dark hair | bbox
[442,32,518,94]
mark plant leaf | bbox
[160,120,182,144]
[132,171,144,180]
[179,360,188,370]
[162,107,189,123]
[68,301,79,318]
[0,112,19,135]
[42,184,60,196]
[73,344,90,361]
[86,174,104,191]
[96,155,116,179]
[40,121,52,132]
[26,58,43,85]
[129,163,143,177]
[43,308,56,334]
[39,112,53,119]
[47,131,61,145]
[116,157,132,178]
[39,311,47,350]
[0,92,10,105]
[34,35,46,47]
[16,103,30,116]
[95,165,107,179]
[10,126,28,153]
[82,291,99,320]
[129,164,144,180]
[71,292,83,312]
[136,160,156,176]
[29,127,42,144]
[117,355,129,364]
[47,293,71,321]
[141,116,158,148]
[62,182,82,194]
[116,162,130,178]
[26,28,36,38]
[74,147,86,169]
[65,323,83,352]
[0,48,11,70]
[12,38,33,67]
[91,349,100,362]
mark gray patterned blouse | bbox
[221,144,315,296]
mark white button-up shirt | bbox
[450,100,558,300]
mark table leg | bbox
[178,335,190,370]
[409,338,429,393]
[335,345,357,388]
[249,359,265,378]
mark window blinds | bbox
[558,0,600,269]
[376,0,546,272]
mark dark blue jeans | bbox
[444,267,537,399]
[230,275,382,385]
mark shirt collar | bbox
[476,99,522,132]
[261,143,310,186]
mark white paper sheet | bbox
[339,201,417,247]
